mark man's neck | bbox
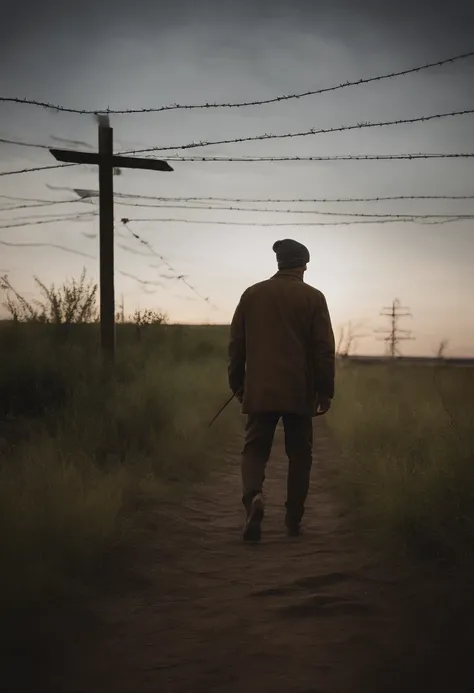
[275,268,305,280]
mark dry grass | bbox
[0,438,126,607]
[2,318,473,627]
[329,361,474,568]
[0,322,237,614]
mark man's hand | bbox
[315,394,331,416]
[235,388,244,404]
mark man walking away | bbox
[228,239,335,542]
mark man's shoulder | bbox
[241,277,326,303]
[244,277,272,293]
[240,278,272,301]
[304,283,327,302]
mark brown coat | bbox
[228,269,335,416]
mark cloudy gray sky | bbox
[1,0,473,355]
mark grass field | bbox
[0,321,237,613]
[329,361,474,569]
[1,319,473,625]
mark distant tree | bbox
[436,339,449,360]
[337,320,370,358]
[336,326,345,357]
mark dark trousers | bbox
[241,413,313,523]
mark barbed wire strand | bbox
[0,137,52,150]
[127,109,474,154]
[121,220,217,309]
[112,201,474,218]
[0,163,75,177]
[3,148,474,179]
[0,193,73,203]
[0,210,98,224]
[0,213,98,230]
[4,139,474,163]
[12,135,474,159]
[2,143,474,182]
[0,239,96,259]
[138,194,474,203]
[116,267,164,287]
[116,242,161,257]
[66,190,474,204]
[1,50,473,115]
[0,239,166,290]
[2,196,473,220]
[166,152,474,162]
[0,199,83,212]
[10,190,474,205]
[9,202,474,221]
[418,215,469,225]
[121,215,474,228]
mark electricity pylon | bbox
[374,298,415,357]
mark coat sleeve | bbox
[311,293,336,399]
[228,295,246,395]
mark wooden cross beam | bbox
[50,120,173,362]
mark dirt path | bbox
[42,422,473,693]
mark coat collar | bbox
[271,269,305,282]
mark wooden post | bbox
[98,121,115,360]
[49,125,173,363]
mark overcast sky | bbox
[1,0,473,355]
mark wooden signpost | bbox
[50,117,173,362]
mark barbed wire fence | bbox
[2,106,474,173]
[1,47,474,320]
[0,210,219,310]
